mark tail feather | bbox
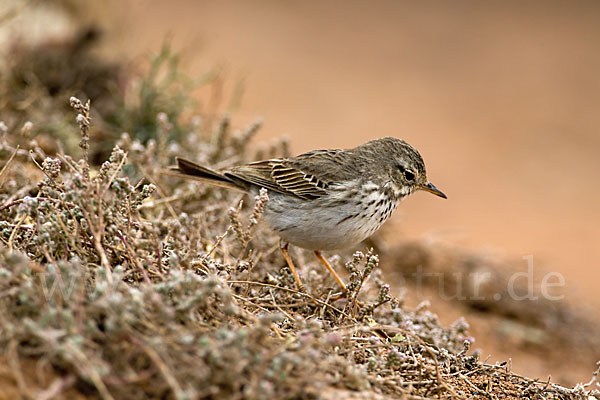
[163,157,245,192]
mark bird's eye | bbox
[398,164,415,181]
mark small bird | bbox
[167,137,446,292]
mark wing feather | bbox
[224,148,355,200]
[227,160,330,199]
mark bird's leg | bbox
[314,250,347,293]
[280,241,306,292]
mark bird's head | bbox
[366,137,447,200]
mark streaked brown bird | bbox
[167,137,446,292]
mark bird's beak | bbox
[419,182,447,199]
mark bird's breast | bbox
[262,183,400,251]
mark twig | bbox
[37,375,77,400]
[269,288,294,320]
[0,144,19,188]
[100,151,127,198]
[227,280,354,321]
[70,97,91,181]
[375,325,443,388]
[7,340,32,400]
[63,341,115,400]
[232,294,271,313]
[201,226,232,264]
[458,372,493,399]
[130,335,185,400]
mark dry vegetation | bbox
[0,29,599,400]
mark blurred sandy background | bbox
[3,0,600,385]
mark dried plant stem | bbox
[377,325,442,385]
[131,336,185,400]
[201,226,232,264]
[8,191,41,251]
[69,97,91,181]
[36,375,77,400]
[0,144,19,188]
[100,151,127,197]
[7,340,31,399]
[66,342,115,400]
[228,280,353,320]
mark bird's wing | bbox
[227,149,353,200]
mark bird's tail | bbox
[163,157,245,192]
